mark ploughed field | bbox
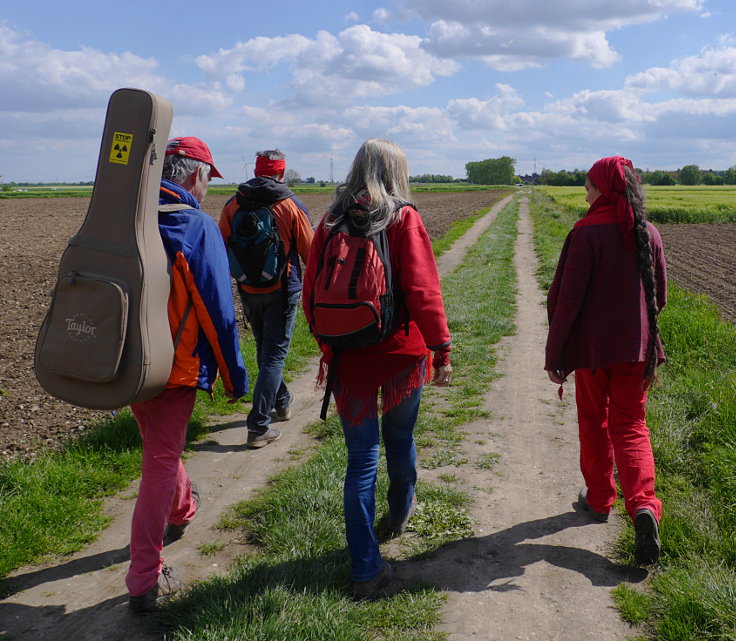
[657,223,736,324]
[0,190,508,459]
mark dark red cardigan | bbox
[545,221,667,375]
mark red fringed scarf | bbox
[317,351,431,426]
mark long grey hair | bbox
[326,138,412,235]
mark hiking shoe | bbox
[128,565,184,613]
[634,509,661,565]
[274,396,293,421]
[577,488,610,523]
[163,483,201,546]
[247,426,282,449]
[352,563,397,601]
[388,495,417,536]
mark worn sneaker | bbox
[273,396,293,421]
[352,563,397,601]
[634,508,661,565]
[388,495,417,536]
[247,426,282,449]
[163,483,201,546]
[128,565,184,613]
[577,488,610,523]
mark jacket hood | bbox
[237,176,293,205]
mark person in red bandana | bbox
[545,156,667,566]
[219,150,314,448]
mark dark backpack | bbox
[309,202,409,418]
[226,193,286,288]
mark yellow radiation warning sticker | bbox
[109,132,133,165]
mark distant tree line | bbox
[532,165,736,186]
[409,174,458,183]
[466,156,517,185]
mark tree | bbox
[283,169,301,186]
[724,166,736,185]
[466,156,516,185]
[646,170,676,186]
[679,164,701,185]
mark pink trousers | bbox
[125,386,198,596]
[575,363,662,523]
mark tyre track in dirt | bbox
[408,195,646,640]
[0,195,514,641]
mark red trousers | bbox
[125,386,198,596]
[575,363,662,523]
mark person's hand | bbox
[433,364,452,387]
[226,392,243,404]
[546,369,567,384]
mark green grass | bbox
[538,184,736,224]
[529,189,736,641]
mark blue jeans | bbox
[340,385,422,581]
[239,289,300,434]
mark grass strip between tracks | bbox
[529,189,736,641]
[147,200,519,639]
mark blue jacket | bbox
[159,179,248,397]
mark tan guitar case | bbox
[34,88,175,409]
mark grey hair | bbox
[255,149,286,160]
[163,155,210,186]
[327,138,411,235]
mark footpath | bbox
[0,194,647,640]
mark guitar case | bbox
[34,88,175,409]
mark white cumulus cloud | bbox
[626,46,736,97]
[400,0,705,69]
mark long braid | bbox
[625,166,659,389]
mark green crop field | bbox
[538,184,736,223]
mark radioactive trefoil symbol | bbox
[114,143,129,159]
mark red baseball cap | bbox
[165,137,223,179]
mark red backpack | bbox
[309,202,409,418]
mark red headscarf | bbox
[255,155,286,176]
[575,156,637,252]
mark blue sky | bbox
[1,0,734,183]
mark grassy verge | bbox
[148,200,520,639]
[529,188,736,641]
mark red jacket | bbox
[303,205,451,417]
[545,221,667,375]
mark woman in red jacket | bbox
[303,138,452,599]
[545,156,667,565]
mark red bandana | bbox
[255,156,286,176]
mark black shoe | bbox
[634,509,661,565]
[128,565,184,613]
[577,488,609,523]
[352,563,397,601]
[163,483,201,546]
[388,495,417,536]
[247,426,282,449]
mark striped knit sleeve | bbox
[545,231,592,372]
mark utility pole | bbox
[330,156,334,184]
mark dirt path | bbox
[422,196,646,640]
[0,194,645,640]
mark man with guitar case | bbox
[34,89,248,611]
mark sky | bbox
[1,0,735,184]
